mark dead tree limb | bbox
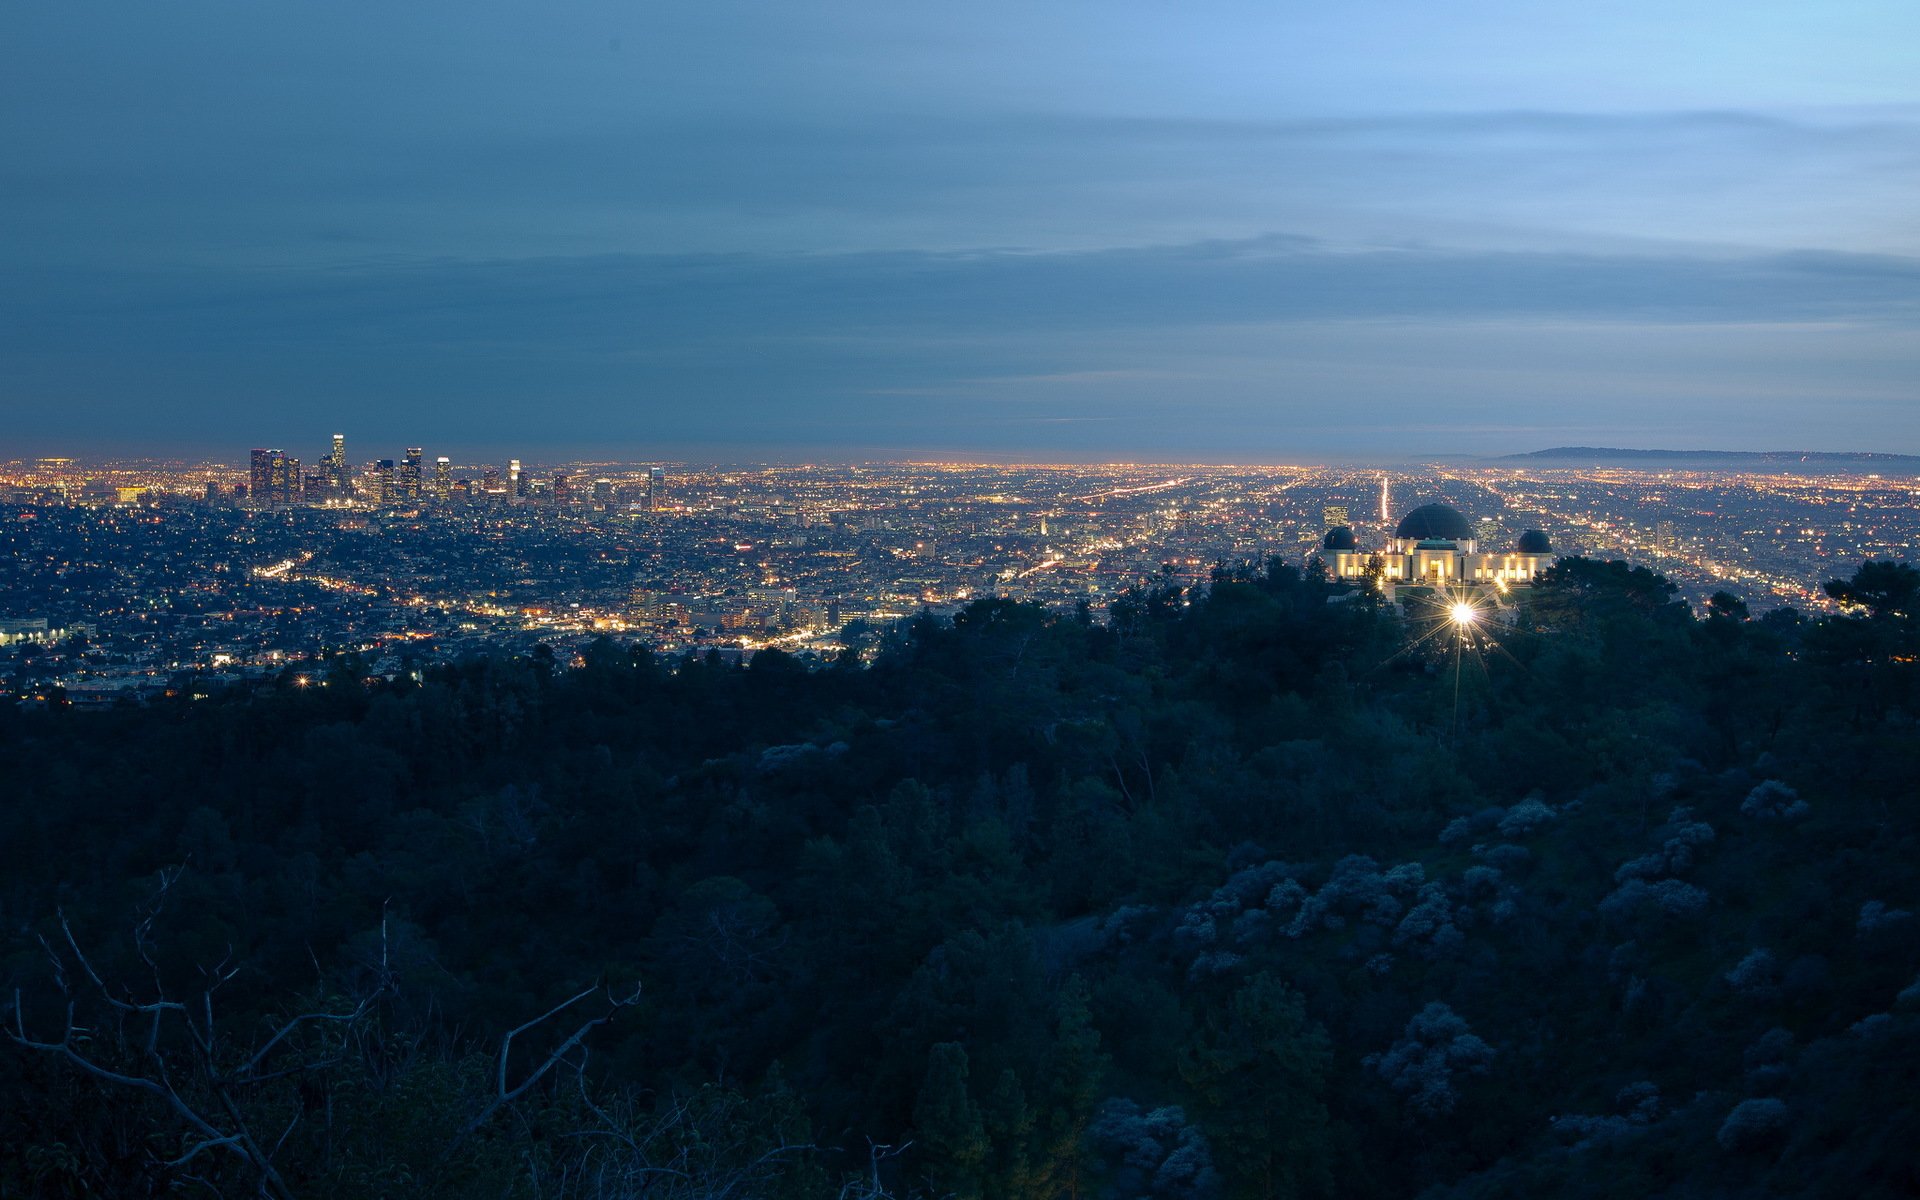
[455,980,643,1142]
[7,892,393,1200]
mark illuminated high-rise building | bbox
[628,585,660,622]
[250,449,275,503]
[433,457,452,503]
[371,459,395,506]
[648,466,666,511]
[326,433,350,497]
[508,459,524,503]
[593,478,614,508]
[261,452,300,506]
[552,473,574,507]
[400,447,423,503]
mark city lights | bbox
[2,450,1907,708]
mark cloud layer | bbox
[3,1,1917,457]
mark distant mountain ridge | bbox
[1499,446,1920,468]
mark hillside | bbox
[3,558,1918,1199]
[1496,447,1920,471]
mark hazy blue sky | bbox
[4,1,1917,460]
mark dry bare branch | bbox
[460,980,643,1140]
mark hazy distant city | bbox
[5,443,1914,706]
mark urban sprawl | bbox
[4,441,1916,707]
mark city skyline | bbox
[14,441,1920,472]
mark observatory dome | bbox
[1393,504,1474,542]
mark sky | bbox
[3,1,1917,462]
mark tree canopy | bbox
[3,557,1917,1198]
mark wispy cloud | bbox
[5,238,1915,454]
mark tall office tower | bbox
[270,453,301,506]
[400,447,424,503]
[372,459,395,506]
[327,433,350,496]
[481,466,504,503]
[250,448,276,504]
[1322,505,1349,530]
[508,459,524,502]
[551,473,574,507]
[433,457,452,503]
[648,466,665,511]
[593,478,614,508]
[204,480,221,503]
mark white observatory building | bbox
[1321,503,1556,596]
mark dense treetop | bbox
[3,558,1917,1198]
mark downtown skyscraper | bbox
[249,448,300,506]
[326,433,352,497]
[400,448,424,504]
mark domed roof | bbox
[1515,529,1552,554]
[1322,525,1357,551]
[1394,503,1474,542]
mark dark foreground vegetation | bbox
[4,558,1919,1199]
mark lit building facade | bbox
[250,448,274,501]
[1323,503,1555,594]
[0,618,95,646]
[328,434,351,496]
[250,448,301,506]
[400,448,424,503]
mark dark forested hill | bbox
[4,558,1918,1199]
[1493,446,1920,471]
